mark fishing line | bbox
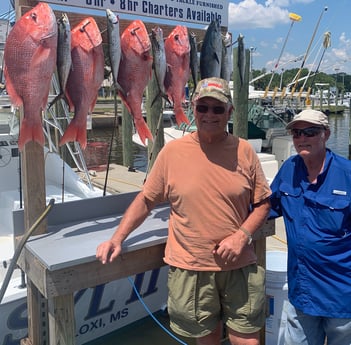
[127,276,188,345]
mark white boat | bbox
[0,96,169,345]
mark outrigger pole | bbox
[267,12,302,90]
[291,6,328,90]
[303,31,331,90]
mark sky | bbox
[1,0,350,75]
[227,0,351,76]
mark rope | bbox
[0,199,55,303]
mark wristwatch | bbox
[238,226,253,245]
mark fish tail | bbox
[59,120,87,149]
[134,118,153,145]
[18,118,45,151]
[174,106,190,126]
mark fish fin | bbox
[214,52,221,65]
[118,91,132,114]
[18,117,45,151]
[134,118,153,146]
[114,82,126,98]
[174,106,190,126]
[4,75,23,107]
[59,119,87,149]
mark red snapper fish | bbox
[4,2,57,150]
[164,25,190,126]
[117,20,153,145]
[59,17,104,149]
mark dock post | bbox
[122,105,134,169]
[232,42,249,139]
[146,71,165,172]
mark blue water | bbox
[326,110,350,159]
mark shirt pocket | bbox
[308,195,351,234]
[315,195,351,232]
[278,182,302,221]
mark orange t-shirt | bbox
[142,132,271,271]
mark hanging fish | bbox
[200,20,222,79]
[164,25,190,126]
[59,17,105,149]
[188,31,198,96]
[4,2,58,150]
[106,9,123,94]
[49,13,72,108]
[150,26,168,105]
[221,32,233,83]
[117,20,153,145]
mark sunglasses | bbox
[289,126,325,138]
[195,104,227,115]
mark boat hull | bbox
[0,266,168,345]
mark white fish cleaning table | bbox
[16,192,169,345]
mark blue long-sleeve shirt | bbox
[270,149,351,317]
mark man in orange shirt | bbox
[96,77,271,345]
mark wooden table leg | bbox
[48,294,76,345]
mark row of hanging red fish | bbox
[4,2,232,151]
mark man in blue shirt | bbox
[270,109,351,345]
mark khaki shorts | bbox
[167,264,266,338]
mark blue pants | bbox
[284,301,351,345]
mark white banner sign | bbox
[44,0,228,27]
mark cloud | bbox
[339,32,351,48]
[228,0,290,29]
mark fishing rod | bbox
[291,6,328,89]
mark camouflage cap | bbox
[193,77,232,104]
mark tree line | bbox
[251,68,351,94]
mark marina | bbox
[0,0,350,344]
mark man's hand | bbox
[96,240,122,264]
[212,231,248,263]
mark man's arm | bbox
[214,198,271,262]
[96,192,157,264]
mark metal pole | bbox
[291,6,328,89]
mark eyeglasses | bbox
[195,104,227,115]
[289,126,325,138]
